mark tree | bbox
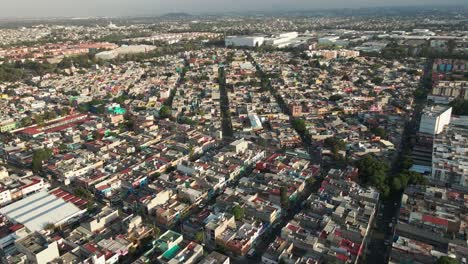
[449,98,468,115]
[152,225,161,238]
[401,155,413,170]
[355,154,390,196]
[413,88,428,99]
[44,111,57,120]
[58,143,68,152]
[74,188,94,200]
[60,107,71,116]
[371,127,388,138]
[195,231,204,243]
[354,78,365,86]
[292,119,307,135]
[392,177,402,191]
[324,137,346,151]
[329,94,343,101]
[20,116,32,127]
[32,148,53,173]
[159,105,172,119]
[371,77,384,85]
[33,113,44,126]
[280,186,290,209]
[435,256,459,264]
[231,205,245,221]
[324,137,346,159]
[44,223,56,232]
[306,177,316,186]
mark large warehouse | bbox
[0,190,87,232]
[225,36,265,47]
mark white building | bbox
[431,122,468,188]
[225,36,265,47]
[419,105,452,135]
[264,32,299,47]
[0,191,86,232]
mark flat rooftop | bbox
[16,232,49,254]
[0,191,84,232]
[422,105,451,117]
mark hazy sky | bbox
[0,0,466,18]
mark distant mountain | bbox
[160,12,193,18]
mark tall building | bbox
[419,105,452,135]
[412,106,452,173]
[289,103,302,117]
[431,120,468,188]
[429,81,468,103]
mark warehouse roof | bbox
[0,191,85,232]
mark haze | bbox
[1,0,467,18]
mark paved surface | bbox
[366,59,431,264]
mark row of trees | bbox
[449,98,468,116]
[19,107,71,127]
[355,154,426,197]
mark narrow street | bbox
[366,58,431,264]
[233,51,325,263]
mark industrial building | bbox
[225,36,265,47]
[225,32,311,48]
[0,191,87,232]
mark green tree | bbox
[435,256,459,264]
[324,137,346,159]
[329,94,343,101]
[413,88,428,100]
[195,231,204,243]
[371,77,384,85]
[355,154,390,195]
[159,105,172,119]
[152,225,161,238]
[449,98,468,115]
[280,186,290,209]
[33,113,45,126]
[44,223,56,232]
[60,107,71,116]
[231,205,245,221]
[401,155,413,170]
[324,137,346,150]
[392,177,402,191]
[292,119,307,135]
[32,148,53,172]
[44,111,57,120]
[371,127,388,138]
[20,116,33,127]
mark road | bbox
[226,51,324,263]
[366,58,431,264]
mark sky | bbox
[0,0,466,18]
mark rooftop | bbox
[0,191,85,232]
